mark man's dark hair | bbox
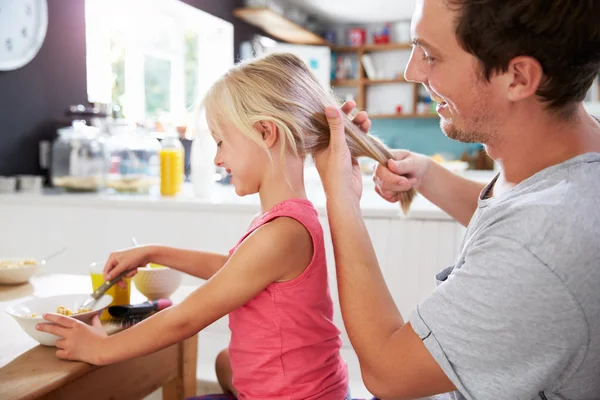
[447,0,600,114]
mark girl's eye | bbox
[216,141,223,148]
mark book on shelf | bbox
[361,54,377,79]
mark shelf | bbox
[364,43,412,52]
[363,78,407,85]
[331,43,412,53]
[370,113,439,120]
[331,79,360,87]
[233,8,328,45]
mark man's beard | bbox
[439,106,498,144]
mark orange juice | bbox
[159,133,184,196]
[89,262,131,321]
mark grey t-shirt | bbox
[409,152,600,400]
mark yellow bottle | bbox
[159,133,184,196]
[89,262,131,321]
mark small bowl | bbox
[6,293,113,346]
[17,175,43,193]
[0,259,40,285]
[134,265,181,300]
[0,176,17,193]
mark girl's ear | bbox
[255,121,279,149]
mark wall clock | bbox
[0,0,48,71]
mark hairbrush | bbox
[106,299,172,327]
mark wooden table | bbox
[0,273,198,400]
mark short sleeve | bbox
[409,235,588,400]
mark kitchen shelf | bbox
[363,78,407,85]
[330,42,423,113]
[331,43,412,53]
[233,8,328,45]
[331,79,360,87]
[370,113,439,120]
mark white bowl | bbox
[0,259,40,284]
[134,266,181,300]
[6,293,113,346]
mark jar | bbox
[105,125,161,193]
[51,120,106,192]
[159,132,184,196]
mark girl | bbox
[36,52,412,399]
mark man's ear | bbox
[255,121,279,149]
[505,55,544,103]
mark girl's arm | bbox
[145,246,229,280]
[104,215,263,281]
[40,217,312,366]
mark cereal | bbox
[0,259,38,269]
[55,306,91,316]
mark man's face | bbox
[405,0,507,144]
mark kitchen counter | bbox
[0,169,496,221]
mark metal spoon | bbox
[40,246,67,266]
[80,269,130,311]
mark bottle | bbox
[159,132,184,196]
[190,129,217,199]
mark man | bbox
[315,0,600,399]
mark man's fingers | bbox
[352,111,371,133]
[391,149,411,161]
[359,119,371,133]
[375,185,399,203]
[375,164,415,192]
[341,100,357,115]
[386,158,416,177]
[325,106,346,149]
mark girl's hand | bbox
[103,246,153,287]
[36,314,108,365]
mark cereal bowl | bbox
[6,293,113,346]
[0,259,40,285]
[133,265,181,300]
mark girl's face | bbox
[211,121,271,197]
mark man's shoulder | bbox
[482,154,600,240]
[472,157,600,296]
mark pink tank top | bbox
[227,199,348,400]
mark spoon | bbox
[80,269,130,311]
[40,246,67,266]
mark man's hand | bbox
[315,106,363,202]
[341,100,371,133]
[37,313,108,365]
[374,150,430,203]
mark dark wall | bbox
[0,1,88,176]
[0,0,263,176]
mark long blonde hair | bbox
[202,52,415,214]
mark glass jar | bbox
[51,120,107,192]
[105,125,161,193]
[159,132,184,196]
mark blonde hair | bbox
[202,52,416,214]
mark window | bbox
[85,0,234,134]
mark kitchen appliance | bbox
[105,124,161,193]
[50,120,107,192]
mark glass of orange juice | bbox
[89,261,131,321]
